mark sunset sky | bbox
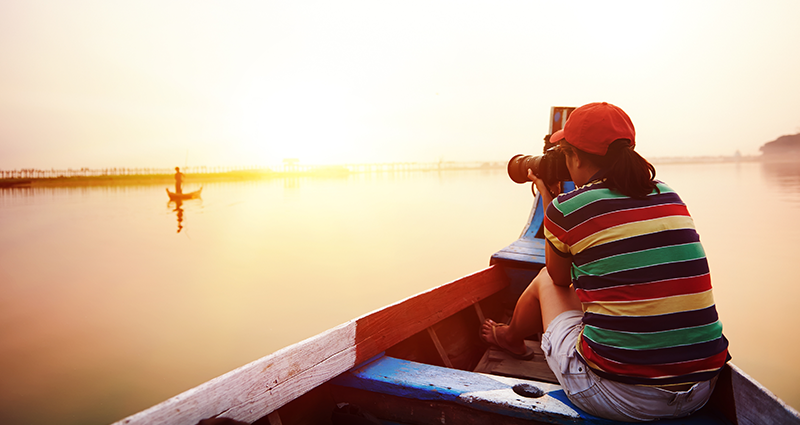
[1,0,798,169]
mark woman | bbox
[481,102,729,421]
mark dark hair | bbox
[566,139,658,199]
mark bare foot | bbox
[479,319,529,357]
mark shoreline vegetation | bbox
[0,161,498,188]
[0,155,789,188]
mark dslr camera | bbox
[507,106,575,186]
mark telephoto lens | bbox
[507,154,541,184]
[507,148,571,185]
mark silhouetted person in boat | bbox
[480,102,729,421]
[174,167,184,195]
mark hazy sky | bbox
[1,0,799,169]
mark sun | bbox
[225,79,366,166]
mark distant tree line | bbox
[1,162,506,180]
[0,166,255,179]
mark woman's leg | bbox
[481,267,582,354]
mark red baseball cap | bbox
[549,129,566,144]
[563,102,635,156]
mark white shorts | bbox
[541,310,717,422]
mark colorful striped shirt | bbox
[544,179,729,386]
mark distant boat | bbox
[166,187,202,201]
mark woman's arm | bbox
[546,243,573,287]
[528,169,573,288]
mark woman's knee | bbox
[532,268,555,292]
[518,268,554,304]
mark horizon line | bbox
[0,153,770,173]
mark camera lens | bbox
[507,154,541,184]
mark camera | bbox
[507,146,571,185]
[507,106,575,185]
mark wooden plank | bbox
[114,323,357,425]
[113,266,508,425]
[426,327,454,368]
[333,356,733,425]
[490,238,547,269]
[475,342,559,384]
[727,363,800,425]
[474,302,486,324]
[266,412,282,425]
[492,358,558,384]
[490,251,546,269]
[331,355,581,423]
[332,385,554,425]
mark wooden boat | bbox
[167,187,202,201]
[116,189,800,425]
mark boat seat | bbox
[490,237,546,269]
[331,355,732,425]
[490,182,576,270]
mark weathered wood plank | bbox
[474,302,486,324]
[114,322,357,425]
[333,356,733,425]
[218,346,357,422]
[474,342,559,384]
[727,363,800,425]
[266,412,282,425]
[490,238,546,269]
[426,327,454,368]
[332,385,554,425]
[330,355,582,423]
[113,266,508,425]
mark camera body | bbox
[507,106,576,186]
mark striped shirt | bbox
[544,179,729,386]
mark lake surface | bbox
[1,161,799,424]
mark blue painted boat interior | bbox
[332,354,732,424]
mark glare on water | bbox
[0,161,798,424]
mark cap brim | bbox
[550,129,565,144]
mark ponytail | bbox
[574,139,658,199]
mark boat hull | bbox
[166,187,202,201]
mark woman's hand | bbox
[528,169,559,207]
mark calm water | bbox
[1,161,799,424]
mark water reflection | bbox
[284,177,299,190]
[2,167,800,425]
[761,159,800,195]
[168,196,202,234]
[171,199,185,233]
